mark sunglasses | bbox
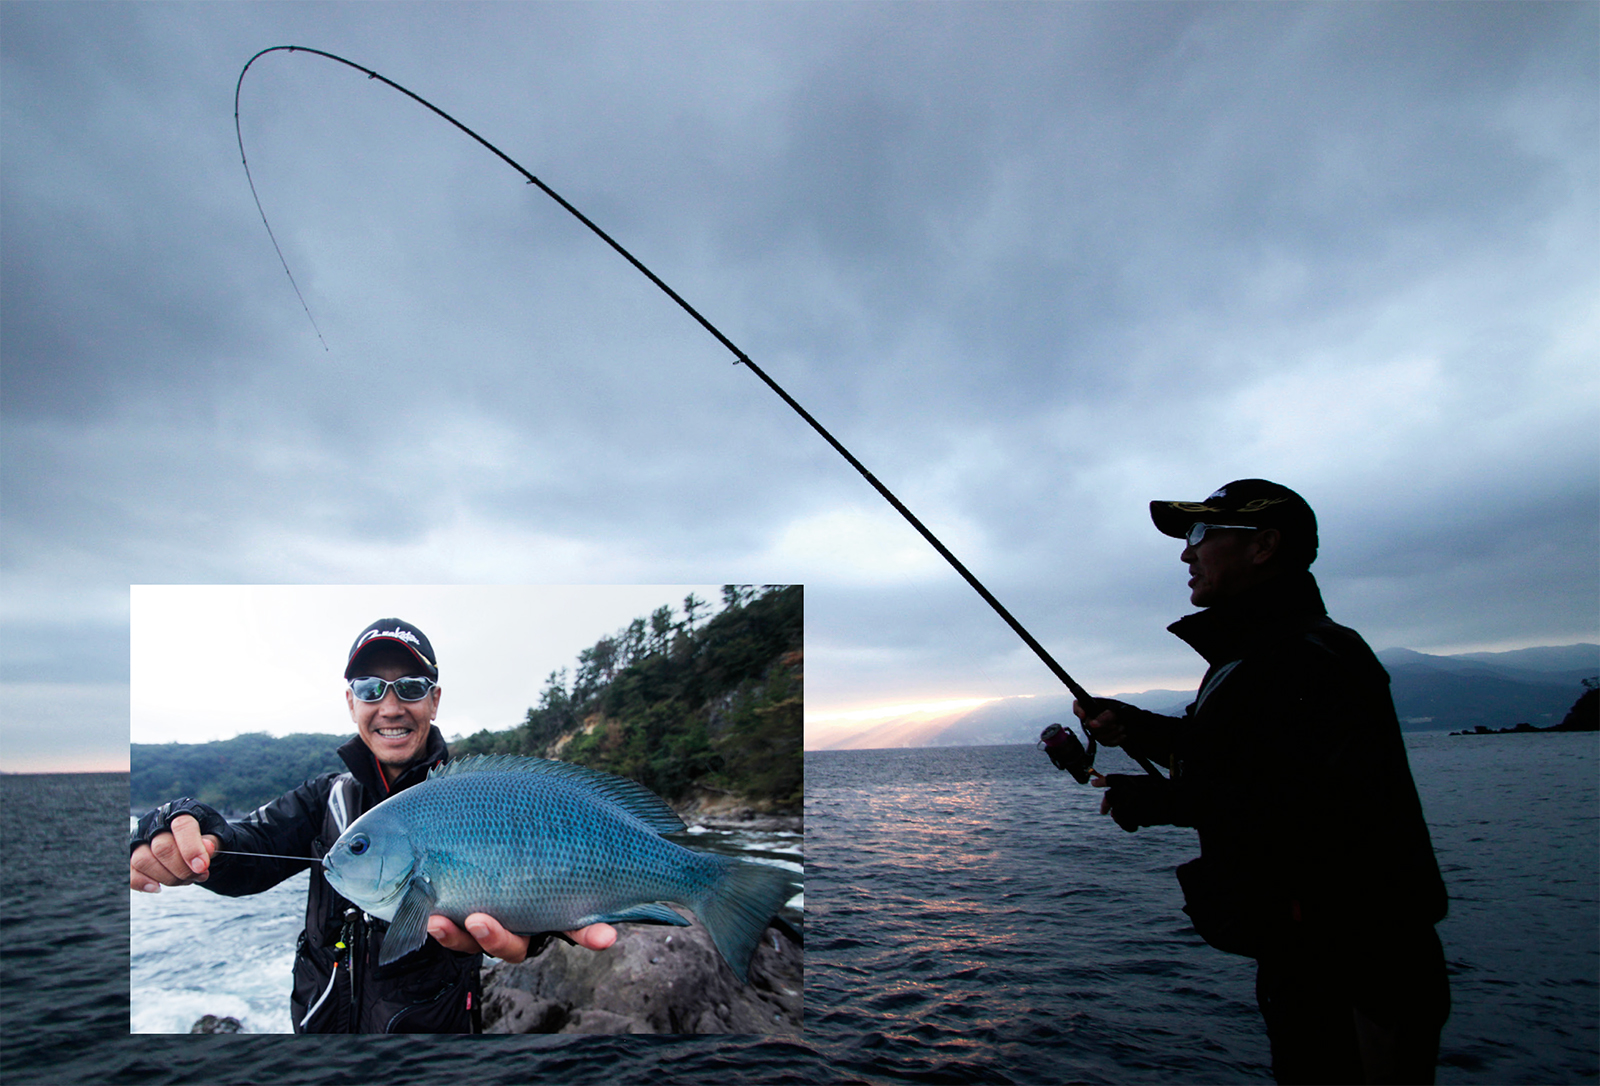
[1185,522,1261,547]
[348,676,437,703]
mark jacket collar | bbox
[337,725,450,801]
[1168,569,1327,667]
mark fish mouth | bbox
[322,844,412,921]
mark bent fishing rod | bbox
[235,45,1160,781]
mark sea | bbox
[3,731,1595,1084]
[804,733,1598,1084]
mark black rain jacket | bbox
[132,727,483,1032]
[1108,570,1448,960]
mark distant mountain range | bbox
[1377,644,1597,733]
[810,643,1598,750]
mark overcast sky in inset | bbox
[128,584,728,748]
[2,2,1595,769]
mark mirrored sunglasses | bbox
[1185,522,1261,547]
[348,675,436,703]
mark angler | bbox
[128,618,613,1033]
[1072,480,1449,1083]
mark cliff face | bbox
[1553,687,1598,732]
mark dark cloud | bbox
[1,3,1594,763]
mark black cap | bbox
[1150,479,1319,567]
[344,618,438,680]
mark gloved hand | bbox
[129,798,228,893]
[1073,698,1144,747]
[1096,773,1174,832]
[130,797,229,852]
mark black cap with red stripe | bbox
[344,618,438,679]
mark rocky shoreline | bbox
[188,914,804,1036]
[1451,687,1597,735]
[480,915,802,1034]
[684,811,803,834]
[673,792,803,834]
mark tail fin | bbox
[695,857,795,984]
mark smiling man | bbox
[128,618,613,1033]
[1074,481,1450,1084]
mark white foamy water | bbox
[129,860,309,1033]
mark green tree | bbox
[682,592,707,632]
[448,585,803,812]
[649,605,674,656]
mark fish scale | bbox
[410,770,718,931]
[321,755,793,982]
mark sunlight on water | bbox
[805,735,1598,1085]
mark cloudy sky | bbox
[128,584,730,750]
[3,3,1595,771]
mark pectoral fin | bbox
[379,875,438,967]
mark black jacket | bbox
[133,727,483,1032]
[1108,570,1448,958]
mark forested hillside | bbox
[452,585,802,812]
[130,732,346,814]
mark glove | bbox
[1076,698,1143,747]
[129,797,229,854]
[1101,774,1174,832]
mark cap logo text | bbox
[359,627,420,649]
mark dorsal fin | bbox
[430,755,686,834]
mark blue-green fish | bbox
[321,755,794,981]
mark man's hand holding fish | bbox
[427,913,617,962]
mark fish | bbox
[320,754,795,981]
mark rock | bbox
[480,986,565,1033]
[685,811,802,834]
[190,1014,243,1033]
[675,799,802,834]
[1450,689,1599,735]
[481,913,801,1035]
[1553,687,1599,731]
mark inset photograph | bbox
[128,584,801,1035]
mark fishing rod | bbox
[234,45,1160,781]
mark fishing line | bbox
[213,850,319,864]
[234,57,328,353]
[234,45,1159,779]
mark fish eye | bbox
[349,834,370,856]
